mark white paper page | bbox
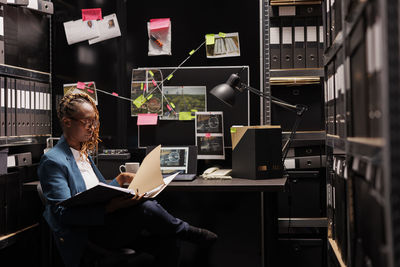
[89,13,122,45]
[0,17,4,36]
[270,27,280,44]
[279,6,295,16]
[17,90,21,109]
[294,27,304,42]
[64,19,100,45]
[1,88,4,108]
[282,27,292,44]
[145,172,179,198]
[11,89,15,108]
[27,0,38,10]
[307,26,317,42]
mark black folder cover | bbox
[58,183,135,208]
[306,17,318,68]
[0,77,5,136]
[270,17,281,69]
[294,17,306,68]
[281,18,293,69]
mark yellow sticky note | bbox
[133,95,147,108]
[230,127,237,133]
[167,74,173,80]
[140,83,144,90]
[170,102,175,109]
[218,32,226,38]
[148,70,154,77]
[189,50,195,55]
[190,109,198,113]
[179,112,192,121]
[147,94,153,100]
[206,34,215,45]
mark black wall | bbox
[51,0,261,152]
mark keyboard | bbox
[162,173,197,181]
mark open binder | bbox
[57,145,177,208]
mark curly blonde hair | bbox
[57,92,100,158]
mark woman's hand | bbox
[105,190,144,214]
[116,172,135,187]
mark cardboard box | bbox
[231,125,283,179]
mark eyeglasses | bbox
[70,117,99,129]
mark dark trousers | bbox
[88,199,189,266]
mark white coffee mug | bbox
[119,162,140,173]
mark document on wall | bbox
[88,13,121,45]
[195,111,225,160]
[57,145,177,207]
[63,19,100,45]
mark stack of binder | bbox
[269,5,324,69]
[0,76,51,137]
[324,0,342,49]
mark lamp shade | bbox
[210,73,242,107]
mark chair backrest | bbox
[37,182,47,205]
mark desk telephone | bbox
[201,167,232,179]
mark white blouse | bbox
[70,147,99,190]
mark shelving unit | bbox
[323,0,399,265]
[264,1,327,266]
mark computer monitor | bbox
[146,145,198,175]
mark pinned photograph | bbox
[63,82,98,105]
[196,113,223,133]
[148,18,172,56]
[89,13,121,45]
[205,32,240,58]
[197,136,224,159]
[195,111,225,159]
[131,69,163,116]
[161,86,206,120]
[63,19,100,45]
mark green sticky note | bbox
[179,112,192,121]
[189,50,195,55]
[230,128,237,133]
[148,70,154,77]
[206,34,215,45]
[167,74,173,80]
[218,32,226,38]
[147,94,153,100]
[170,102,175,109]
[133,95,147,108]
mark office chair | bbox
[36,183,147,267]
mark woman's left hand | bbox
[116,172,135,187]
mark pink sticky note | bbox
[87,82,94,87]
[137,113,158,125]
[166,104,172,111]
[205,133,211,138]
[149,18,170,31]
[77,82,85,89]
[82,8,102,21]
[152,80,157,87]
[112,92,118,96]
[87,89,94,93]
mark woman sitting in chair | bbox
[38,92,217,267]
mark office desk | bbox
[26,177,287,267]
[167,177,287,267]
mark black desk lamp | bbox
[210,73,308,163]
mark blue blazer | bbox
[37,135,120,267]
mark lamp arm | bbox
[240,83,306,114]
[239,82,308,163]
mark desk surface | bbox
[25,177,287,192]
[168,177,287,192]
